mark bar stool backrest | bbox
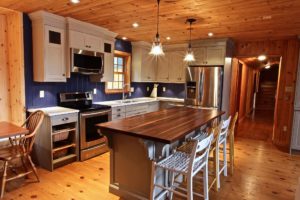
[219,116,231,140]
[228,112,239,137]
[189,134,213,175]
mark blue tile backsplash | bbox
[23,14,185,109]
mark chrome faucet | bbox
[122,83,130,101]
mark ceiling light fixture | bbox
[166,36,171,40]
[70,0,80,4]
[132,22,139,28]
[122,37,127,40]
[184,18,196,62]
[258,55,267,61]
[149,0,164,56]
[208,32,214,37]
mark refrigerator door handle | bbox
[199,70,204,103]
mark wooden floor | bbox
[2,137,300,200]
[237,109,274,141]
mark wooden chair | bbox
[208,116,231,191]
[227,112,238,175]
[150,134,213,200]
[0,111,44,198]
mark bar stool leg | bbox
[150,161,156,200]
[223,140,228,176]
[216,146,220,190]
[230,134,234,175]
[187,174,193,200]
[168,171,175,199]
[1,161,8,198]
[203,163,209,200]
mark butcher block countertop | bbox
[97,107,225,143]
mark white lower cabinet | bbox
[292,111,300,150]
[111,101,159,121]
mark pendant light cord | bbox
[156,0,160,40]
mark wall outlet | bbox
[147,87,150,92]
[93,88,97,95]
[39,90,45,98]
[163,87,166,92]
[130,87,135,92]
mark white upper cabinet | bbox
[101,40,115,82]
[192,46,225,66]
[206,46,225,65]
[29,11,67,82]
[69,30,103,52]
[157,54,169,82]
[168,51,186,83]
[132,42,157,82]
[156,51,185,83]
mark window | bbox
[105,51,131,93]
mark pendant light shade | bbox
[184,18,196,62]
[150,0,164,56]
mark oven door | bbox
[80,110,111,149]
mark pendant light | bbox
[150,0,164,56]
[184,18,196,62]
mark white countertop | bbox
[94,97,184,107]
[28,106,79,117]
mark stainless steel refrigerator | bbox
[185,65,223,109]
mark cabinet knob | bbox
[62,74,66,76]
[62,117,69,121]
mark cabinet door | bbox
[85,34,103,52]
[169,51,185,83]
[141,48,156,82]
[206,46,225,65]
[157,53,169,82]
[191,47,206,65]
[292,111,300,150]
[102,40,115,82]
[44,25,66,82]
[69,30,85,49]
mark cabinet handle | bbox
[117,109,121,111]
[62,117,69,121]
[117,114,121,117]
[62,74,66,77]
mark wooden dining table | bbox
[0,122,29,139]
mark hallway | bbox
[237,109,274,141]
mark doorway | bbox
[232,56,281,141]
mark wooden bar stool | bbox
[208,116,231,191]
[227,112,238,175]
[0,111,44,198]
[150,134,213,200]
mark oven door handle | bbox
[81,111,110,118]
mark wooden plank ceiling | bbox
[1,0,300,43]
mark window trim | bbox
[105,50,131,94]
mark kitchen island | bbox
[97,107,224,200]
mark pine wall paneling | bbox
[0,7,25,125]
[233,38,300,151]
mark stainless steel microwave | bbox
[71,48,104,75]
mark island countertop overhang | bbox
[97,107,225,144]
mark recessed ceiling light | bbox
[265,65,271,69]
[122,37,127,40]
[70,0,80,4]
[208,32,214,37]
[166,36,171,40]
[132,22,139,28]
[258,55,267,61]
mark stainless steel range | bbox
[59,92,112,161]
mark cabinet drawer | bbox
[51,113,78,126]
[112,106,125,115]
[112,113,126,120]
